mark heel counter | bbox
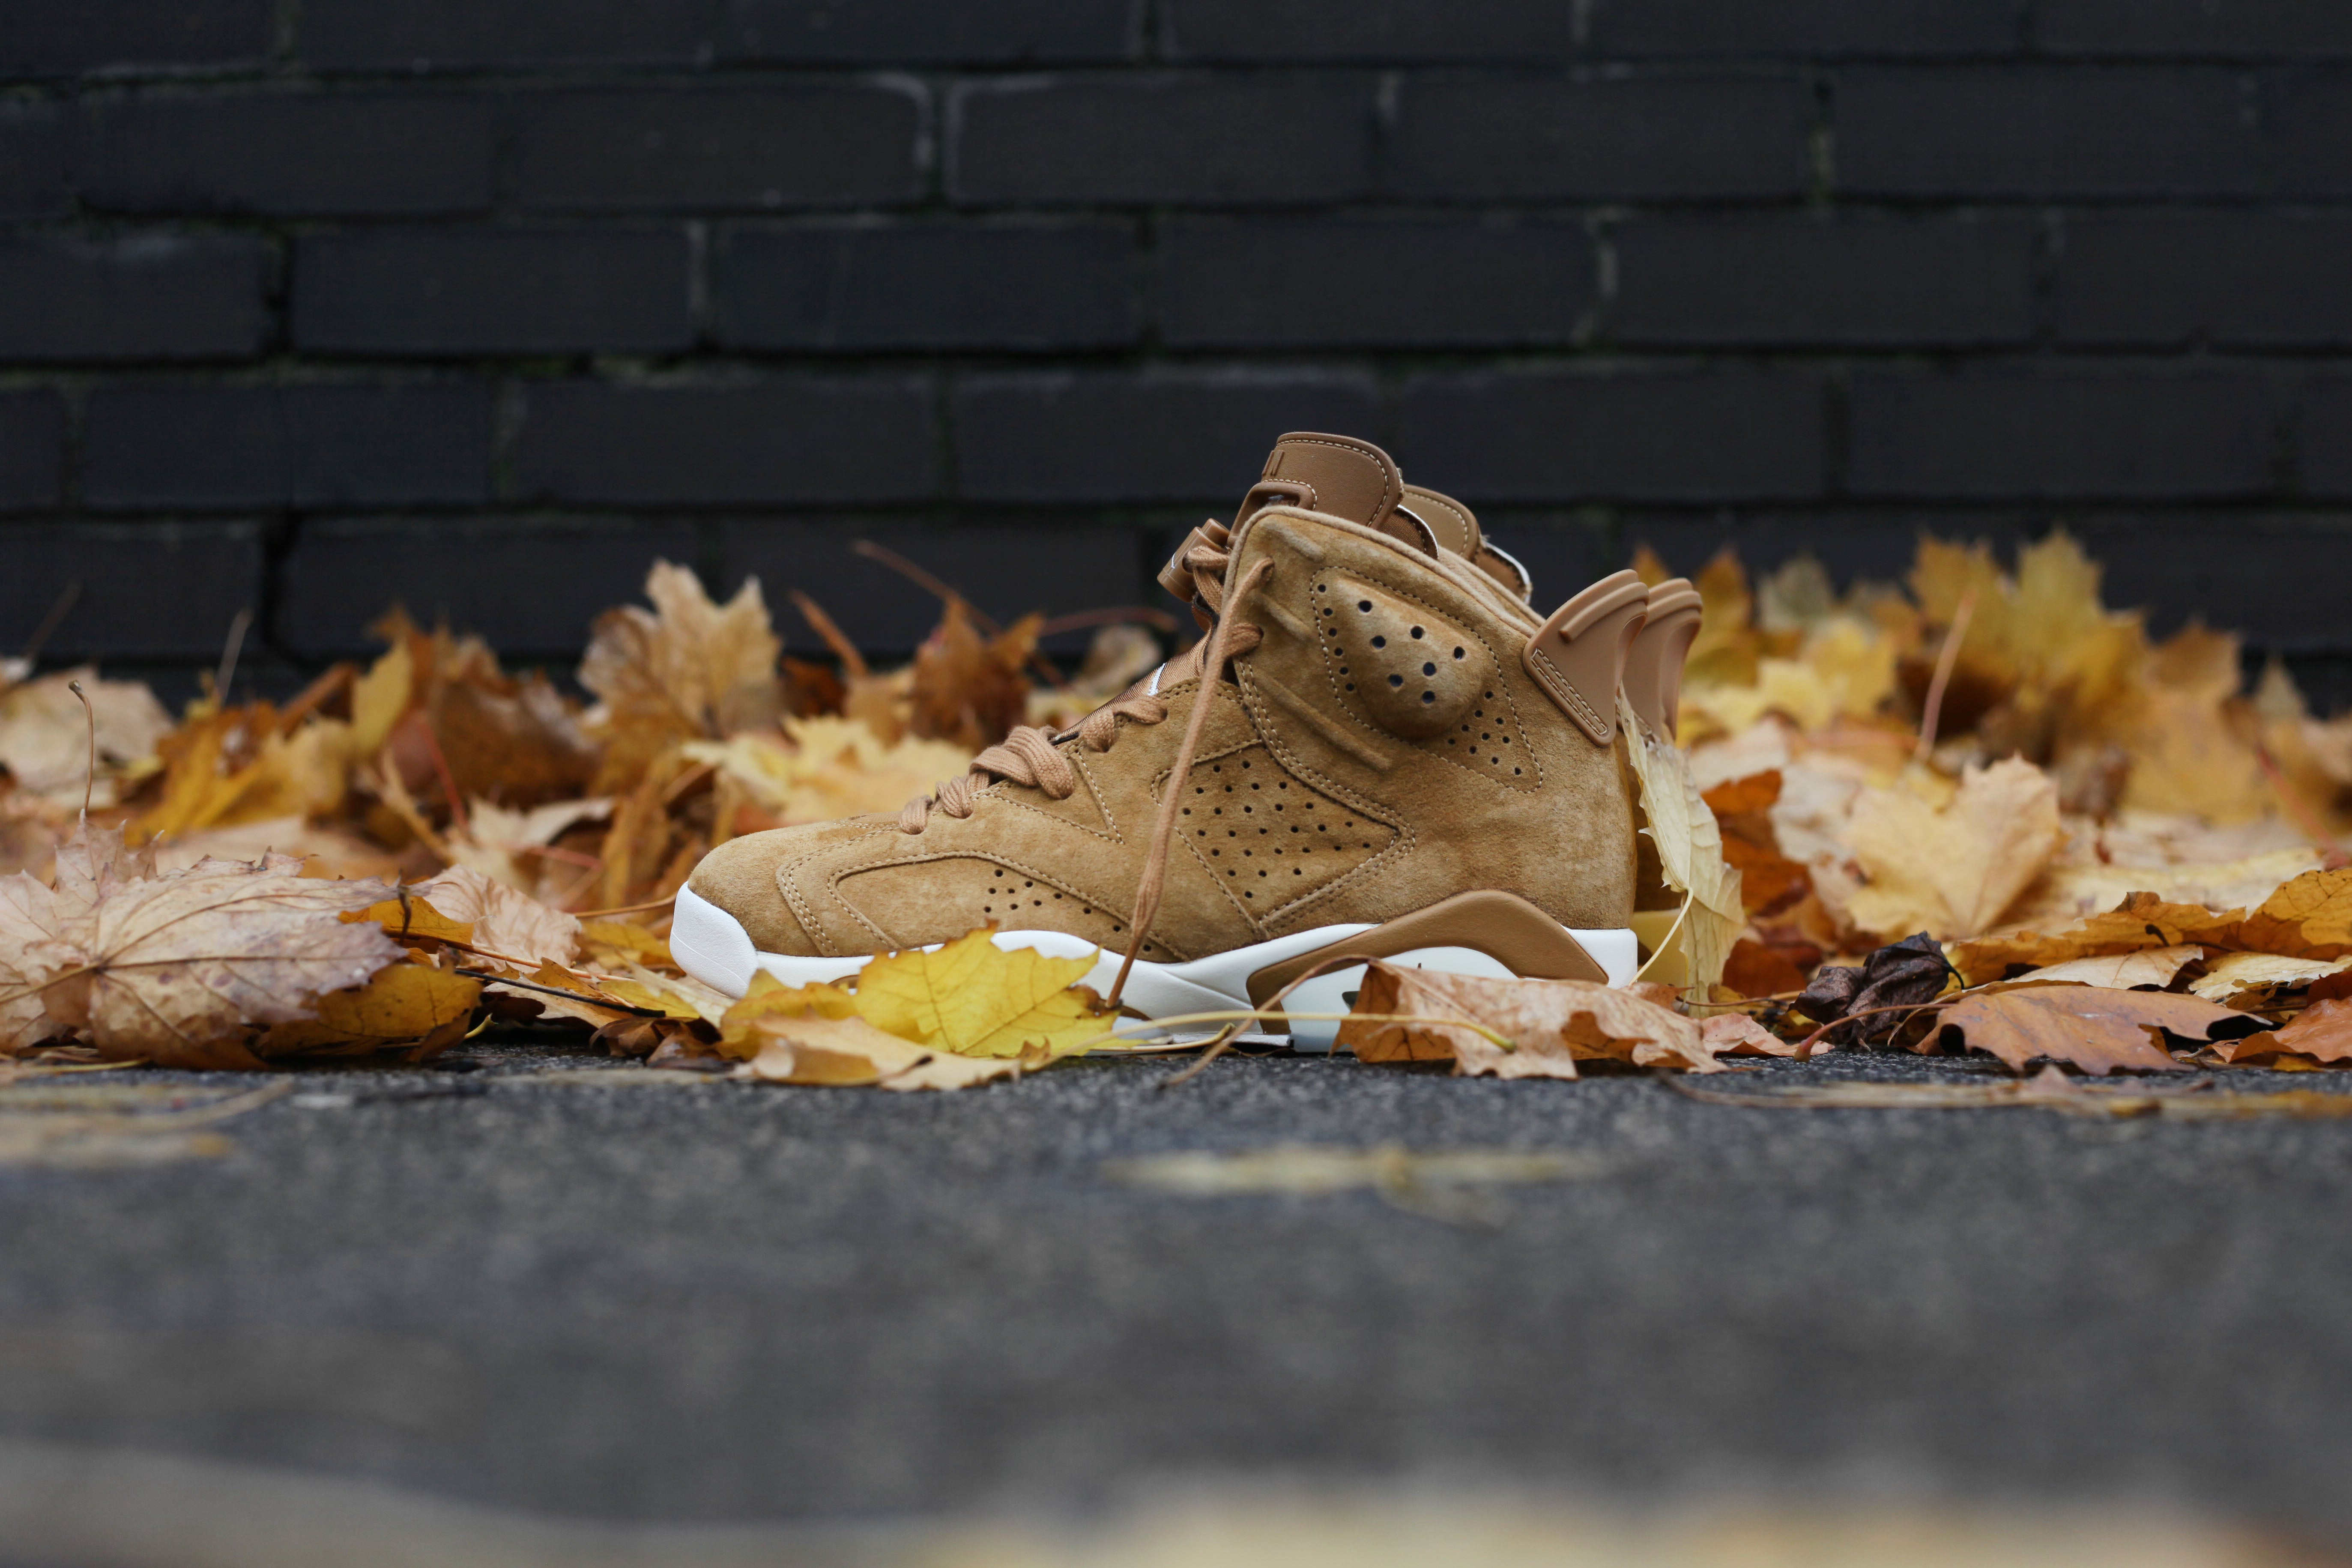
[1522,570,1649,747]
[1624,577,1703,738]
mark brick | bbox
[2298,378,2352,497]
[0,393,66,512]
[713,222,1138,350]
[2271,72,2352,197]
[1162,0,1568,62]
[278,517,700,659]
[0,236,269,361]
[299,0,708,71]
[724,0,1135,62]
[292,231,690,356]
[950,75,1371,205]
[516,380,939,506]
[1836,69,2259,197]
[76,94,493,217]
[84,384,491,511]
[1163,218,1591,348]
[0,105,67,218]
[1613,217,2034,346]
[1397,371,1826,503]
[4,1,272,74]
[952,370,1379,502]
[1848,372,2274,499]
[2071,515,2352,652]
[718,520,1147,655]
[1384,75,1808,201]
[513,87,921,213]
[0,523,265,660]
[2056,216,2352,346]
[1589,0,2017,55]
[2041,1,2352,57]
[1623,510,2031,587]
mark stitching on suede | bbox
[1273,435,1402,521]
[1237,678,1414,926]
[1311,569,1545,794]
[832,850,1183,960]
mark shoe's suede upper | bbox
[689,468,1643,963]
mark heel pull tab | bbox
[1523,570,1649,746]
[1623,577,1703,737]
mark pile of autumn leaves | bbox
[0,533,2346,1088]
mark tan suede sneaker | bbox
[675,433,1677,1047]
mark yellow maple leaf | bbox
[343,892,474,947]
[258,959,481,1056]
[851,929,1112,1058]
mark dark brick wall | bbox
[3,0,2349,699]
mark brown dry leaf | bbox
[2239,867,2352,960]
[851,929,1112,1059]
[2188,950,2352,1003]
[409,864,579,968]
[909,600,1037,751]
[1935,984,2247,1075]
[256,958,482,1057]
[2014,945,2202,990]
[0,668,173,802]
[581,561,783,788]
[1840,758,2062,942]
[1620,696,1743,989]
[2215,997,2352,1066]
[42,851,398,1067]
[1699,1011,1799,1057]
[1950,891,2249,986]
[1336,962,1709,1078]
[0,872,70,1052]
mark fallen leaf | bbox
[0,668,173,802]
[42,852,399,1067]
[721,977,1041,1091]
[1949,891,2249,986]
[409,864,579,968]
[2213,997,2352,1066]
[851,929,1113,1058]
[0,872,69,1052]
[2239,867,2352,960]
[1840,758,2062,941]
[2188,950,2352,1003]
[1620,696,1743,990]
[256,959,481,1057]
[1935,984,2249,1075]
[1336,962,1709,1078]
[1699,1011,1798,1056]
[2015,945,2202,990]
[344,892,474,947]
[908,600,1037,752]
[581,561,782,788]
[1793,932,1953,1047]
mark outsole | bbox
[672,887,1641,1051]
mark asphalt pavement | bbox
[2,1038,2349,1562]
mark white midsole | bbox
[670,885,1639,1051]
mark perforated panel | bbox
[1310,573,1538,790]
[835,856,1181,960]
[1177,744,1396,913]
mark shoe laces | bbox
[897,524,1273,1006]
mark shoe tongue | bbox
[1243,432,1407,537]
